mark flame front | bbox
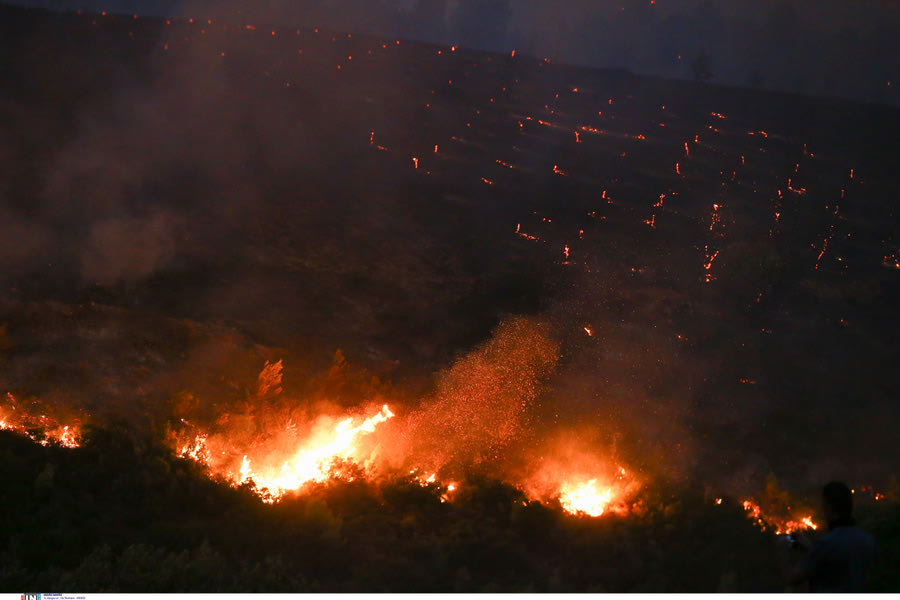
[181,404,395,500]
[241,404,393,496]
[559,479,614,516]
[1,393,81,448]
[741,499,818,534]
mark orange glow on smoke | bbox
[6,322,650,518]
[520,428,639,519]
[177,321,562,504]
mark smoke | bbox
[9,0,900,106]
[0,208,54,281]
[80,211,181,284]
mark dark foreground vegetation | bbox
[1,426,898,593]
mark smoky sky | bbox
[11,0,900,106]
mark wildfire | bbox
[0,393,81,448]
[181,404,395,501]
[411,470,459,503]
[178,432,208,461]
[559,479,614,516]
[555,464,634,517]
[741,499,818,534]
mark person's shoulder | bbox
[853,526,876,548]
[847,525,874,539]
[830,526,875,549]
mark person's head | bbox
[822,481,853,522]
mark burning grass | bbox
[1,383,898,592]
[164,318,642,515]
[0,392,81,448]
[3,418,898,592]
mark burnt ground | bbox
[0,5,899,583]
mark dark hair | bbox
[823,481,853,516]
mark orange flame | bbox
[741,499,818,534]
[559,479,614,516]
[1,393,81,448]
[182,404,395,500]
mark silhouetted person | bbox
[779,481,876,592]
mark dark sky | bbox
[9,0,900,104]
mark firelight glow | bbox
[559,479,614,516]
[180,404,395,500]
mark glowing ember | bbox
[703,246,720,282]
[410,469,459,503]
[515,223,539,241]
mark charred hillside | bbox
[0,3,899,591]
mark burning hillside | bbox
[0,392,81,448]
[0,2,898,592]
[161,317,641,516]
